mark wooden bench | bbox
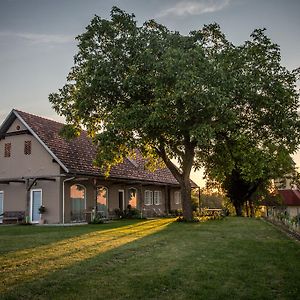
[2,211,25,224]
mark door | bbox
[30,189,42,223]
[0,192,3,223]
[118,190,125,211]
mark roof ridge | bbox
[13,109,64,126]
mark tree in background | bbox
[204,131,298,216]
[49,7,300,220]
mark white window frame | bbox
[144,190,153,206]
[154,191,162,205]
[174,191,181,205]
[30,189,43,223]
[0,191,3,224]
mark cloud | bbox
[0,31,74,44]
[157,0,231,17]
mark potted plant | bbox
[39,205,46,224]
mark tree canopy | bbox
[49,7,300,220]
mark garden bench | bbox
[2,211,25,224]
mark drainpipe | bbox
[62,176,75,225]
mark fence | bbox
[265,207,300,234]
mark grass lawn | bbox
[0,217,299,300]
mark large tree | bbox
[204,137,296,216]
[49,7,300,221]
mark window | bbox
[24,141,32,155]
[70,184,86,222]
[97,186,108,217]
[144,190,153,205]
[154,191,162,205]
[128,188,137,208]
[174,191,181,205]
[4,143,11,157]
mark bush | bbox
[114,205,141,219]
[169,209,183,217]
[176,216,200,223]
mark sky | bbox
[0,0,299,186]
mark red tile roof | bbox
[14,110,194,186]
[278,189,300,206]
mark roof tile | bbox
[15,110,186,186]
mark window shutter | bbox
[4,143,11,157]
[24,141,32,155]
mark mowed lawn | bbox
[0,218,299,300]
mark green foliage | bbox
[200,192,225,209]
[169,209,183,217]
[89,215,106,224]
[49,7,300,220]
[38,205,46,214]
[114,205,141,219]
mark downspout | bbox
[62,176,75,225]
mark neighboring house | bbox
[0,109,197,224]
[277,189,300,217]
[263,189,300,218]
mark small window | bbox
[4,143,11,158]
[24,141,32,155]
[174,191,181,205]
[144,190,153,206]
[154,191,162,205]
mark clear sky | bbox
[0,0,299,186]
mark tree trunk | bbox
[233,201,243,216]
[249,200,254,217]
[245,201,249,217]
[156,141,196,222]
[180,178,193,221]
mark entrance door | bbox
[30,189,42,223]
[0,192,3,223]
[118,190,125,211]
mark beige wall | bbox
[0,178,61,223]
[7,119,27,133]
[0,133,60,179]
[287,206,300,218]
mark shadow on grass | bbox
[0,219,148,255]
[0,218,174,296]
[1,218,300,300]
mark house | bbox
[0,109,197,224]
[263,189,300,219]
[277,189,300,217]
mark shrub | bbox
[114,205,141,219]
[176,216,200,223]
